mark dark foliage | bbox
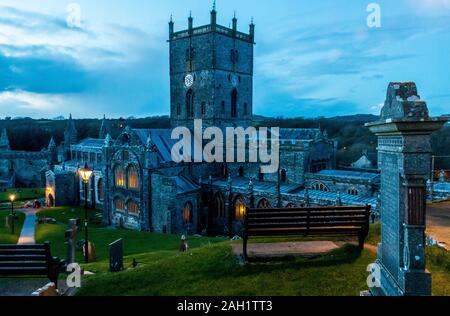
[1,115,449,169]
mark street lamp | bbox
[9,194,15,234]
[79,163,93,264]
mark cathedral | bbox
[46,7,380,236]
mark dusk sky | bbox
[0,0,449,119]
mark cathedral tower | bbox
[169,6,255,129]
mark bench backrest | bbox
[245,205,371,237]
[0,243,52,270]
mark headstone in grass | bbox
[109,239,123,272]
[65,219,78,264]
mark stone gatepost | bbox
[366,82,448,296]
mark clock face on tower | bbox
[185,74,194,88]
[231,75,238,87]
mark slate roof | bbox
[206,176,302,194]
[171,175,199,194]
[74,138,104,150]
[132,129,203,163]
[314,169,380,181]
[431,182,450,193]
[288,189,378,207]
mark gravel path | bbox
[427,201,450,249]
[232,241,340,258]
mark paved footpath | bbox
[17,208,38,245]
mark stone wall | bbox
[0,150,51,187]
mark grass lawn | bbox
[34,208,450,296]
[0,210,25,244]
[77,243,376,296]
[35,207,226,271]
[0,188,45,203]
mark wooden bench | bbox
[243,205,371,261]
[0,242,64,287]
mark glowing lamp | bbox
[79,163,93,184]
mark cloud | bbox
[0,90,62,113]
[0,4,169,118]
[409,0,450,14]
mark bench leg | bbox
[48,270,60,289]
[358,234,365,250]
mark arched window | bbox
[201,101,206,115]
[281,169,287,183]
[257,198,271,209]
[114,165,125,188]
[231,89,238,118]
[234,196,246,221]
[311,182,329,192]
[114,197,125,212]
[186,89,194,118]
[347,188,359,196]
[97,178,104,202]
[127,200,140,215]
[258,170,264,181]
[127,165,139,191]
[238,166,244,177]
[183,202,193,224]
[214,192,226,218]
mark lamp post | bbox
[9,194,15,235]
[79,163,93,264]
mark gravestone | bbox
[366,82,448,296]
[109,239,123,272]
[65,219,78,264]
[83,241,97,263]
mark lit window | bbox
[127,200,140,215]
[234,196,246,221]
[114,197,125,212]
[114,165,125,188]
[183,202,193,224]
[127,165,139,191]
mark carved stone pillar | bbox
[366,82,448,296]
